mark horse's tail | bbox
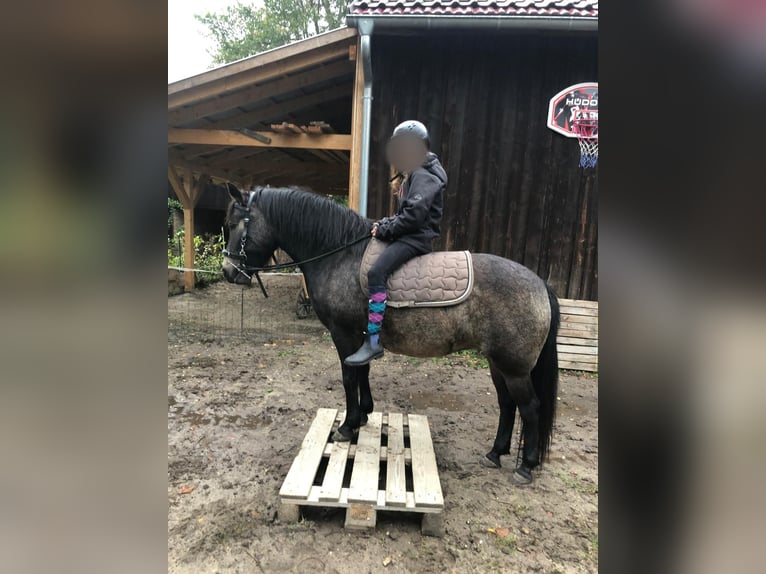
[531,284,560,464]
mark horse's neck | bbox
[267,203,362,267]
[263,198,366,292]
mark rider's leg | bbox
[344,241,424,366]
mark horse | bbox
[221,184,560,484]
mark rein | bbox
[223,190,370,298]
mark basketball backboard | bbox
[547,82,599,138]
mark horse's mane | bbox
[244,187,373,255]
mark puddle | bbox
[407,391,467,412]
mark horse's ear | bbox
[226,182,244,204]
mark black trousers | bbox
[367,240,429,292]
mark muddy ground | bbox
[168,279,598,573]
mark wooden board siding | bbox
[557,298,598,372]
[367,32,598,300]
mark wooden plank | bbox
[559,360,598,372]
[560,323,598,337]
[559,305,599,317]
[559,351,598,362]
[557,344,598,355]
[559,358,598,369]
[279,408,338,499]
[169,128,352,150]
[318,441,350,502]
[300,486,441,513]
[559,298,598,308]
[322,443,412,463]
[407,415,444,509]
[558,327,598,338]
[347,412,382,504]
[560,314,598,324]
[385,413,407,508]
[556,336,598,346]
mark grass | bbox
[430,349,490,369]
[560,369,598,379]
[493,533,517,555]
[558,470,599,496]
[286,517,315,530]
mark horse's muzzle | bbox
[222,258,252,285]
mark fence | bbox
[168,274,325,344]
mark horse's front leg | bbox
[358,363,373,426]
[333,362,361,441]
[331,333,366,441]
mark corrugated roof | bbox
[348,0,598,18]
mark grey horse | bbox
[222,185,560,484]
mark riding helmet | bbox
[390,120,430,149]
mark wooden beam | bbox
[169,59,353,126]
[169,43,352,109]
[347,36,365,213]
[167,165,190,206]
[183,206,195,292]
[168,128,352,150]
[192,173,209,204]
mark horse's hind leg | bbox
[481,361,517,469]
[508,377,541,485]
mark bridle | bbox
[222,190,258,264]
[223,190,370,297]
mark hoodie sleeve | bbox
[376,170,441,241]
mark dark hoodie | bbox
[375,152,447,252]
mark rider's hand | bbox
[371,223,378,237]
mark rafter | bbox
[169,59,353,126]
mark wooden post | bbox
[348,35,364,213]
[168,166,208,292]
[182,206,195,291]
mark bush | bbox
[168,230,224,287]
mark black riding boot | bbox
[344,332,384,366]
[344,289,386,366]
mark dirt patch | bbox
[168,280,598,573]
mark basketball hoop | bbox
[572,112,598,169]
[547,82,599,169]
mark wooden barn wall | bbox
[367,32,598,300]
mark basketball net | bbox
[572,112,598,169]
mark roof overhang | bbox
[168,27,358,192]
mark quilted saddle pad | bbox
[359,239,474,308]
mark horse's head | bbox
[221,183,277,285]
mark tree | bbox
[196,0,347,65]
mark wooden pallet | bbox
[557,298,598,372]
[278,408,445,536]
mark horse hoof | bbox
[332,429,354,442]
[360,413,368,426]
[480,454,501,469]
[512,467,533,485]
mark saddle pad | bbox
[359,239,474,308]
